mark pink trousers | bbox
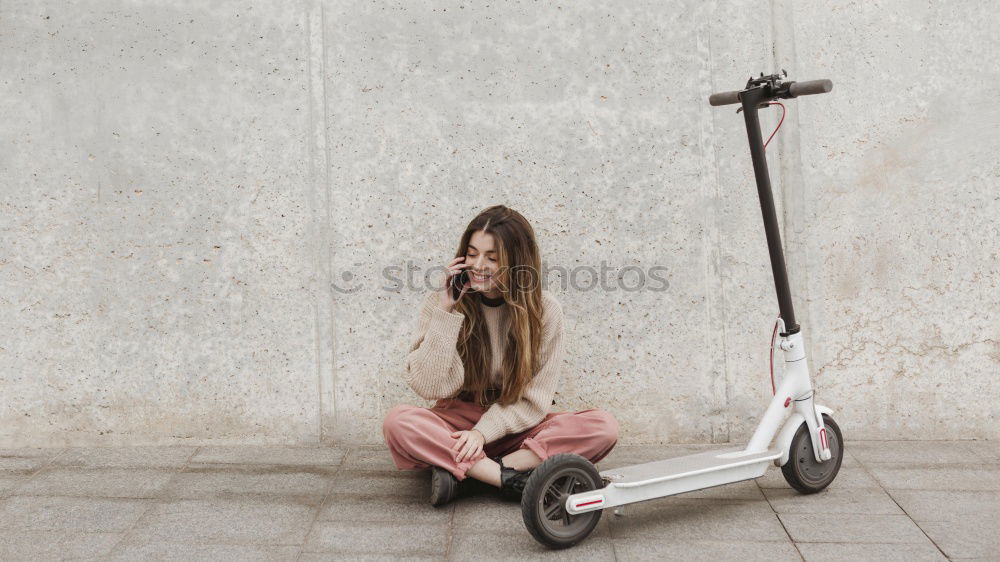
[382,398,620,481]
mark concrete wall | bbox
[1,0,996,447]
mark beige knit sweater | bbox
[401,288,565,444]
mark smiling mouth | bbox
[470,272,492,282]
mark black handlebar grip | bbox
[788,79,833,97]
[708,90,741,106]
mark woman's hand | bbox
[439,256,471,311]
[450,429,485,464]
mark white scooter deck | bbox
[601,447,781,487]
[565,447,781,514]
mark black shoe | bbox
[429,466,459,507]
[494,456,534,502]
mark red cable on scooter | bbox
[763,100,785,395]
[769,315,780,395]
[763,101,786,149]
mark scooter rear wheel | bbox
[781,413,844,494]
[521,453,603,549]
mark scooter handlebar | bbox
[708,78,833,106]
[708,90,741,106]
[788,79,833,97]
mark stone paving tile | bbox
[453,494,611,537]
[779,513,931,544]
[106,541,301,561]
[15,467,177,498]
[0,474,26,497]
[0,447,64,473]
[53,446,197,468]
[866,463,1000,491]
[451,493,534,536]
[341,445,401,471]
[887,489,1000,522]
[607,498,789,541]
[762,486,904,515]
[849,440,982,465]
[328,469,427,499]
[190,445,346,466]
[838,448,862,467]
[302,521,449,556]
[918,519,999,559]
[316,493,453,524]
[614,539,801,561]
[450,530,615,560]
[126,498,316,545]
[0,495,154,532]
[796,542,947,561]
[163,464,335,505]
[755,465,881,489]
[963,439,1000,463]
[0,448,64,458]
[298,552,447,562]
[0,530,122,560]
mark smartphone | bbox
[450,269,470,301]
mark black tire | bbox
[781,414,844,494]
[520,453,604,549]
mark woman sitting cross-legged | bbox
[382,204,620,507]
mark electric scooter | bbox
[519,72,844,549]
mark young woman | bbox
[382,205,620,507]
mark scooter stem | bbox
[740,85,799,335]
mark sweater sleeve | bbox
[402,291,467,401]
[473,294,565,444]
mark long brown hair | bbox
[452,205,544,408]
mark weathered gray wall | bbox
[1,0,996,447]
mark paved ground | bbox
[0,440,996,560]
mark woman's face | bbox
[466,230,501,296]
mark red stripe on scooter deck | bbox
[576,499,603,507]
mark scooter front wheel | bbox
[521,453,604,549]
[782,413,844,494]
